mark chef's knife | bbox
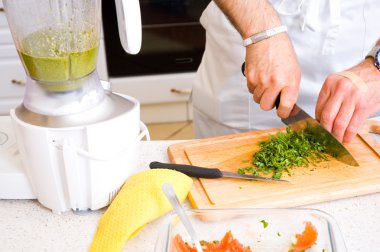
[149,161,289,182]
[280,104,359,166]
[241,62,359,166]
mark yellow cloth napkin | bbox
[89,169,193,252]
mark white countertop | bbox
[1,140,380,252]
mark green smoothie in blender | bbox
[19,27,99,92]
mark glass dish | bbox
[155,208,346,252]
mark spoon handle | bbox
[162,183,203,252]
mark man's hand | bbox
[214,0,301,119]
[244,33,301,118]
[315,58,380,143]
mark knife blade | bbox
[280,103,359,166]
[241,62,359,167]
[149,161,289,182]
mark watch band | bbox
[366,46,380,70]
[243,25,288,47]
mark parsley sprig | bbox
[239,126,329,179]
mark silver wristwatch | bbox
[367,46,380,70]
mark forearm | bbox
[213,0,281,38]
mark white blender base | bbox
[0,116,35,199]
[8,93,145,214]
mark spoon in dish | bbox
[162,183,203,252]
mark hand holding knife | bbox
[241,62,359,166]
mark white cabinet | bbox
[0,5,25,115]
[110,73,194,123]
[110,73,193,104]
[0,58,26,95]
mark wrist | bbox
[240,15,282,38]
[241,11,282,38]
[243,25,287,46]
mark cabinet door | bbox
[0,58,25,97]
[0,44,18,58]
[0,58,25,114]
[0,2,7,29]
[110,72,193,104]
[0,7,13,45]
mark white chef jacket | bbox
[192,0,380,138]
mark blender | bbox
[2,0,148,213]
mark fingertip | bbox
[343,131,356,144]
[277,101,294,119]
[343,136,353,144]
[315,105,321,121]
[343,121,361,144]
[259,96,276,111]
[333,132,344,143]
[276,106,292,119]
[331,124,344,142]
[260,102,274,111]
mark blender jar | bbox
[4,0,101,91]
[4,0,105,116]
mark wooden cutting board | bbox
[167,122,380,209]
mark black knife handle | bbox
[241,62,280,109]
[149,161,223,179]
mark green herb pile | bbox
[238,126,329,179]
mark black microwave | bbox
[102,0,210,77]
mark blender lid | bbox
[14,93,138,128]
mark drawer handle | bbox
[12,79,26,86]
[0,8,4,12]
[170,88,191,95]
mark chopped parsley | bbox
[201,240,220,245]
[239,126,329,179]
[260,219,269,228]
